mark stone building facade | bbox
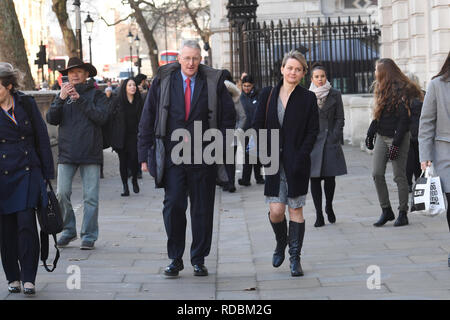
[379,0,450,88]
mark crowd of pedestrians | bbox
[0,44,448,295]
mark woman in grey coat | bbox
[309,64,347,227]
[418,52,450,267]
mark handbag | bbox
[36,180,63,272]
[411,166,447,217]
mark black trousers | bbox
[117,148,139,185]
[406,140,421,186]
[0,209,40,285]
[162,164,216,265]
[224,146,237,187]
[310,177,336,212]
[242,138,263,183]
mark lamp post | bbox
[73,0,82,60]
[84,12,94,65]
[134,34,141,74]
[127,30,134,77]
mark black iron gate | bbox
[235,16,381,94]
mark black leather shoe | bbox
[8,281,21,293]
[121,183,130,197]
[164,259,184,277]
[325,205,336,224]
[23,283,35,296]
[373,207,395,227]
[193,264,208,276]
[256,177,265,184]
[238,179,251,186]
[448,254,450,268]
[394,211,409,227]
[132,178,140,194]
[314,211,325,227]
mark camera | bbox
[62,76,69,83]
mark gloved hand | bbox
[365,135,374,150]
[387,145,400,161]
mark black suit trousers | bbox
[0,208,39,284]
[162,164,216,265]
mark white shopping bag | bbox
[411,166,447,217]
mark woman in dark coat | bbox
[110,78,143,196]
[0,63,54,295]
[253,50,319,277]
[309,64,347,227]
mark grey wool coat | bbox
[310,88,347,178]
[418,75,450,193]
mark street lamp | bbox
[127,30,134,77]
[73,0,82,60]
[134,34,141,74]
[84,12,94,65]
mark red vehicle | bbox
[159,50,179,66]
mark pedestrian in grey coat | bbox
[418,53,450,264]
[309,63,347,227]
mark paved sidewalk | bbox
[1,145,449,300]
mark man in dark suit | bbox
[138,40,235,277]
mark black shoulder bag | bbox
[21,94,63,272]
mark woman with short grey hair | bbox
[253,50,319,276]
[0,62,55,295]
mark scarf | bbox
[309,81,332,109]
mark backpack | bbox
[20,93,63,272]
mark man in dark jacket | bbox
[138,40,235,277]
[46,57,109,250]
[239,75,264,186]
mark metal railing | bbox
[232,16,381,94]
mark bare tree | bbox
[0,0,35,89]
[51,0,77,57]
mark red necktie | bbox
[184,77,191,121]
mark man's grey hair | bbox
[180,40,201,52]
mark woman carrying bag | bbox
[110,78,143,196]
[418,52,450,267]
[253,50,319,277]
[0,63,54,295]
[309,63,347,227]
[365,58,423,227]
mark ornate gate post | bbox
[226,0,258,80]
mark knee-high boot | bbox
[268,212,287,268]
[288,220,305,277]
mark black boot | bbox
[394,211,408,227]
[268,213,287,268]
[314,210,325,227]
[373,207,395,227]
[121,183,130,197]
[325,204,336,224]
[288,221,305,277]
[132,177,140,194]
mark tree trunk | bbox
[52,0,77,57]
[129,1,160,76]
[0,0,35,90]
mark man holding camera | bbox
[46,57,109,250]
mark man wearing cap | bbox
[46,57,109,250]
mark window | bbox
[344,0,378,9]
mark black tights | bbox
[310,177,336,212]
[117,149,138,185]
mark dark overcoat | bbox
[0,92,54,215]
[253,81,320,198]
[310,88,347,178]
